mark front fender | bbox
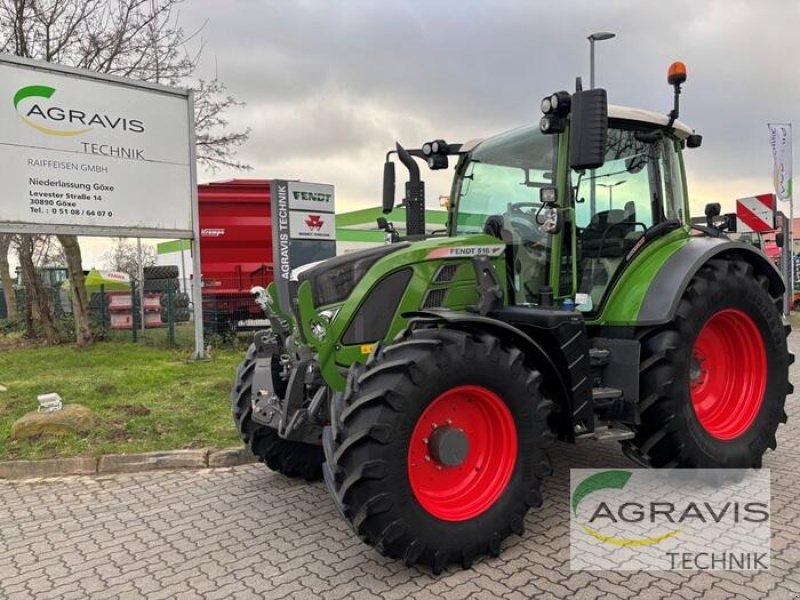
[403,308,580,441]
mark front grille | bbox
[422,288,448,309]
[433,264,459,284]
[341,269,413,345]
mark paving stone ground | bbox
[2,335,800,599]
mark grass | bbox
[0,329,247,461]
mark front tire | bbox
[232,344,324,480]
[624,258,791,469]
[324,327,553,573]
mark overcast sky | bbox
[75,0,799,267]
[180,0,799,211]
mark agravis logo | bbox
[572,470,680,547]
[570,468,771,571]
[13,85,144,137]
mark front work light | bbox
[427,154,449,170]
[549,91,571,116]
[431,139,447,154]
[540,115,565,134]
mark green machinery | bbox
[232,63,791,572]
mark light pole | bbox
[588,31,616,89]
[598,180,626,211]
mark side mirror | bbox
[704,202,721,218]
[539,206,563,235]
[686,134,703,149]
[705,202,721,227]
[723,213,737,233]
[382,160,395,214]
[777,232,785,248]
[569,88,608,171]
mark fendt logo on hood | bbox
[13,85,145,137]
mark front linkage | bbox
[228,287,327,481]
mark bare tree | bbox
[102,238,156,279]
[0,234,18,320]
[0,0,250,344]
[15,234,59,344]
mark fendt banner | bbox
[270,180,336,309]
[0,54,194,237]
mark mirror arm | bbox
[396,143,421,184]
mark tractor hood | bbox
[295,243,410,307]
[294,234,504,309]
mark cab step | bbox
[591,386,639,424]
[577,421,636,443]
[589,347,611,368]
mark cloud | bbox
[183,0,799,216]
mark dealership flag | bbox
[768,123,792,200]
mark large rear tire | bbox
[232,344,324,481]
[624,258,791,468]
[323,327,553,573]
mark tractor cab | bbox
[448,104,696,315]
[383,63,702,319]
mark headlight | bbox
[540,96,552,114]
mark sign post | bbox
[0,54,203,356]
[270,180,336,310]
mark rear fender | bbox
[595,232,784,326]
[637,238,785,325]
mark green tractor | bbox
[232,63,791,572]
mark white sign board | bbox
[289,210,336,240]
[288,182,335,213]
[287,181,335,242]
[0,54,194,237]
[270,180,336,310]
[736,194,776,233]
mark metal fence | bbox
[199,275,269,340]
[0,276,265,348]
[0,281,193,348]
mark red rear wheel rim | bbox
[407,385,517,521]
[690,309,767,440]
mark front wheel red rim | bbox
[690,309,767,440]
[407,385,517,521]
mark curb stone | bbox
[0,456,98,479]
[0,446,257,480]
[208,447,257,468]
[98,449,209,473]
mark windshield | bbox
[452,125,556,234]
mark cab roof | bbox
[461,105,694,152]
[608,105,693,138]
